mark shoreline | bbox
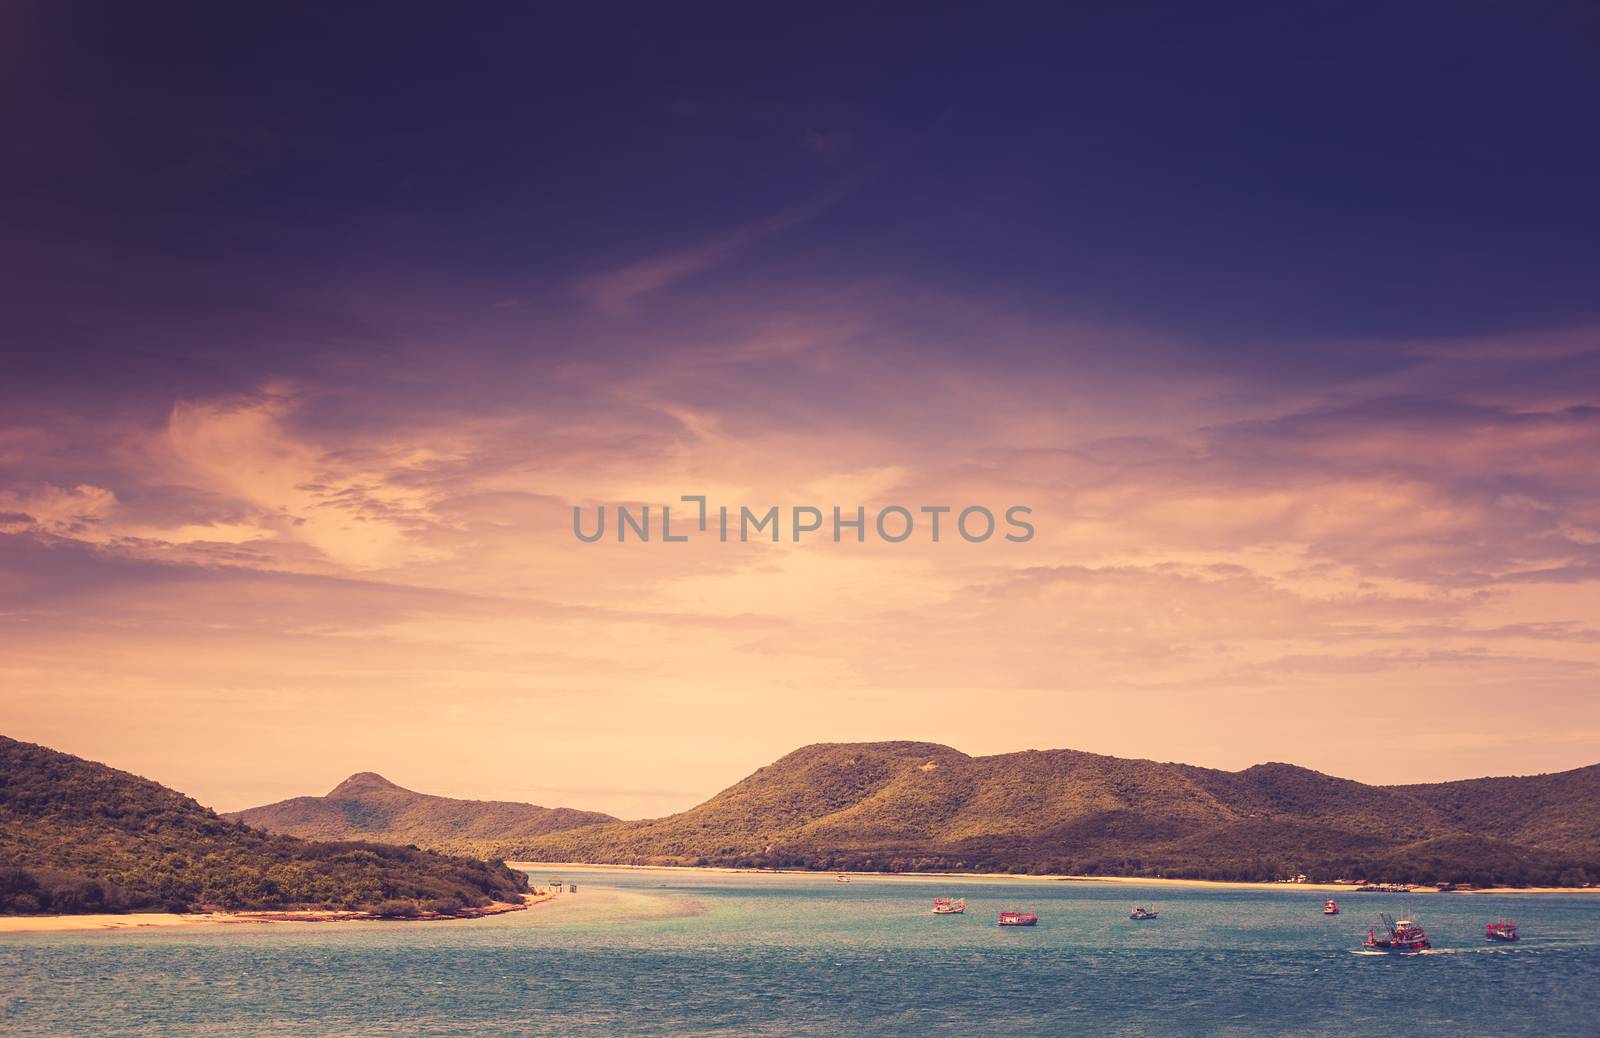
[8,864,1590,934]
[507,860,1599,896]
[0,892,550,935]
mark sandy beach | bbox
[508,860,1599,897]
[0,884,715,936]
[518,884,707,925]
[0,894,549,935]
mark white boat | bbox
[1129,905,1159,920]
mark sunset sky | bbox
[3,5,1599,817]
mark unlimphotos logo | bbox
[574,496,1033,544]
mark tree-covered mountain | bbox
[229,772,615,857]
[515,741,1600,887]
[0,736,529,915]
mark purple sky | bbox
[2,4,1598,814]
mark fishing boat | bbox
[1363,913,1431,953]
[1486,920,1519,942]
[932,897,966,915]
[1324,899,1340,915]
[835,874,850,884]
[1129,906,1158,920]
[997,911,1038,926]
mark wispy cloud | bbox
[573,180,860,313]
[4,295,1599,810]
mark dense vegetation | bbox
[517,742,1600,887]
[230,771,614,857]
[0,736,529,915]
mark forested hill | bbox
[0,735,529,915]
[516,741,1600,887]
[230,772,614,856]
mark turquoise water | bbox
[3,868,1598,1036]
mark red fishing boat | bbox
[1486,920,1519,941]
[997,911,1038,926]
[1324,899,1340,915]
[1363,913,1430,953]
[932,897,966,915]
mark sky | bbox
[3,3,1599,817]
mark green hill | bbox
[516,742,1600,887]
[0,736,529,915]
[228,773,616,857]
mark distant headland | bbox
[235,741,1600,890]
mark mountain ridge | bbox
[508,741,1600,886]
[228,772,616,857]
[0,735,529,915]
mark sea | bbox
[2,867,1597,1036]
